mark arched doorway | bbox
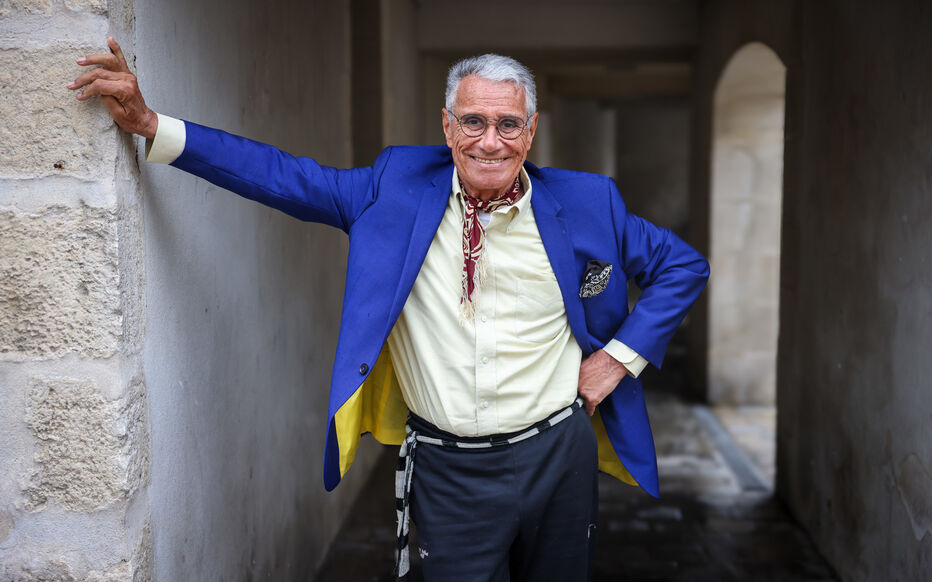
[709,42,786,405]
[708,42,786,485]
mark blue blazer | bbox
[170,121,709,498]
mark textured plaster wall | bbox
[0,0,149,579]
[777,1,932,579]
[133,0,383,579]
[695,1,931,579]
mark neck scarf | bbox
[460,175,524,320]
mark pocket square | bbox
[579,260,612,298]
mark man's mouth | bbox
[471,156,506,165]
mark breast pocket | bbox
[514,277,566,343]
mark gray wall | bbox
[614,98,691,237]
[695,1,932,579]
[778,1,932,579]
[135,0,381,579]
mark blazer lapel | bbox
[386,164,454,327]
[529,174,594,353]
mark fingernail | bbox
[76,57,86,64]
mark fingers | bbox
[75,37,129,72]
[578,387,598,416]
[75,78,128,101]
[68,67,129,91]
[108,37,130,72]
[76,52,121,70]
[100,94,127,120]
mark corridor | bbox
[2,1,929,580]
[318,363,838,582]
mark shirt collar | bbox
[451,166,533,222]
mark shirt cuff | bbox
[144,113,186,164]
[602,339,648,378]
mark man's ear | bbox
[441,108,454,148]
[525,112,539,148]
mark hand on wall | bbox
[67,37,158,139]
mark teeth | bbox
[474,157,504,164]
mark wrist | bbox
[140,109,158,140]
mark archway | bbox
[708,42,786,485]
[709,42,786,405]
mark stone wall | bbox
[0,0,149,579]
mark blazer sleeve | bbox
[609,178,710,368]
[169,120,379,233]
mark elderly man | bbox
[69,38,708,581]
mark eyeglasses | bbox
[452,113,530,140]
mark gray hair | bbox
[445,54,537,119]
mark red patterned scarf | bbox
[460,176,524,319]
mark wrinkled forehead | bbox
[454,76,527,116]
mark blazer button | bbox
[359,363,369,375]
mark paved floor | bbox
[318,370,837,581]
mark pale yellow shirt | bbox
[145,116,647,437]
[386,168,646,436]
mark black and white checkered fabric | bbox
[394,397,584,581]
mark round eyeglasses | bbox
[452,113,530,140]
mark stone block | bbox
[0,560,132,582]
[24,377,128,511]
[0,561,78,582]
[63,0,107,14]
[0,510,12,544]
[0,204,120,358]
[0,47,117,180]
[0,0,51,16]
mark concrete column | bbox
[549,97,613,175]
[380,0,422,146]
[0,1,150,580]
[614,98,691,235]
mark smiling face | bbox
[442,75,538,201]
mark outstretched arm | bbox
[66,38,377,232]
[67,37,158,139]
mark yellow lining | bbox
[334,345,407,477]
[334,347,639,489]
[591,408,639,486]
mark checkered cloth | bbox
[394,397,584,581]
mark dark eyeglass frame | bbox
[451,112,531,140]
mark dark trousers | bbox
[409,407,599,582]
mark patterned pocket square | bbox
[579,260,613,298]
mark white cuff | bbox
[144,113,186,164]
[602,339,648,378]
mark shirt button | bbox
[359,363,369,375]
[481,356,489,365]
[480,400,489,409]
[480,314,488,323]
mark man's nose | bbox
[478,123,502,151]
